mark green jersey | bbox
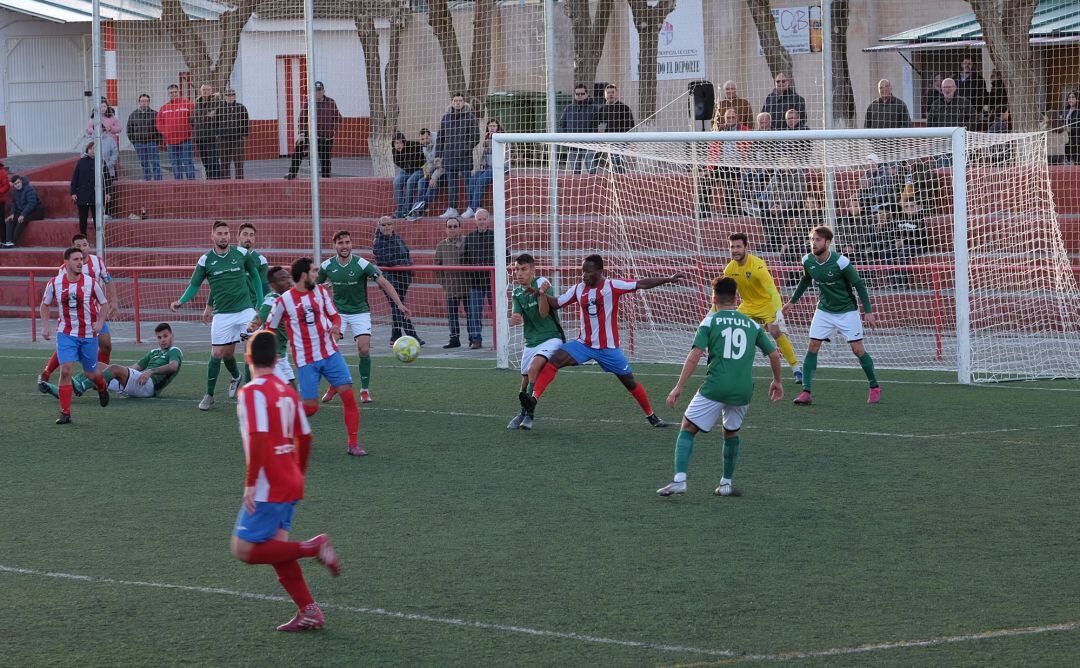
[258,291,290,357]
[134,346,184,395]
[249,249,271,301]
[512,277,565,347]
[693,309,776,405]
[317,255,381,315]
[790,251,872,315]
[178,246,262,314]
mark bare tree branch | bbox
[967,0,1039,131]
[159,0,258,92]
[565,0,617,88]
[745,0,792,82]
[427,0,467,102]
[466,0,494,115]
[829,0,855,128]
[627,0,676,121]
[353,0,409,176]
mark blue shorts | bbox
[562,339,633,375]
[100,321,110,336]
[233,500,298,543]
[297,352,353,400]
[56,332,99,372]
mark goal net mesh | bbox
[499,132,1080,383]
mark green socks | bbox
[802,351,818,392]
[674,429,696,476]
[358,355,371,390]
[722,436,741,480]
[859,352,878,388]
[207,356,221,396]
[223,356,240,380]
[525,382,534,396]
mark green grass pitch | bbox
[1,348,1078,666]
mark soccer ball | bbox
[392,335,421,363]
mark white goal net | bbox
[495,129,1080,384]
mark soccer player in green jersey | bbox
[316,229,411,404]
[782,225,880,405]
[248,265,298,389]
[507,253,565,430]
[659,277,784,498]
[44,322,183,399]
[170,220,264,411]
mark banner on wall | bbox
[629,0,706,81]
[758,5,823,56]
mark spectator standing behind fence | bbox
[285,81,342,180]
[864,80,911,129]
[157,84,195,180]
[127,94,163,181]
[219,89,249,179]
[1044,110,1068,164]
[761,72,806,128]
[706,108,750,216]
[1064,91,1080,165]
[464,118,501,219]
[927,78,975,130]
[3,174,44,247]
[70,143,112,236]
[434,216,467,348]
[461,208,495,349]
[954,57,986,115]
[406,128,443,220]
[987,69,1008,121]
[597,84,635,173]
[86,99,121,178]
[372,217,423,345]
[434,94,480,218]
[560,83,599,174]
[391,131,424,218]
[712,80,754,129]
[192,84,223,179]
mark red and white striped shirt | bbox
[42,273,108,337]
[57,254,110,284]
[557,278,637,349]
[267,285,341,367]
[237,375,312,503]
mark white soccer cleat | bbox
[359,389,372,403]
[657,480,687,497]
[714,482,742,497]
[439,207,459,219]
[228,376,242,398]
[198,394,215,411]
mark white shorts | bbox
[684,391,748,433]
[274,356,296,383]
[118,368,156,398]
[808,309,864,342]
[340,312,372,338]
[211,308,257,346]
[520,337,564,375]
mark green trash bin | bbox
[485,92,527,132]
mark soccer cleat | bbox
[522,393,538,414]
[359,389,372,403]
[439,207,459,219]
[507,413,525,429]
[520,414,534,430]
[304,534,341,577]
[867,386,882,404]
[275,603,325,632]
[198,394,215,411]
[98,387,110,408]
[42,383,60,399]
[793,390,813,405]
[793,365,804,385]
[55,411,71,425]
[37,377,50,395]
[347,444,369,457]
[321,386,338,403]
[657,480,687,496]
[646,413,669,428]
[228,376,242,398]
[715,483,742,497]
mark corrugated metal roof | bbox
[878,0,1080,44]
[0,0,232,23]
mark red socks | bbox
[42,352,60,381]
[303,403,318,417]
[97,349,110,365]
[532,364,559,399]
[629,383,653,415]
[339,388,360,447]
[93,374,106,392]
[59,384,73,414]
[273,560,314,609]
[245,539,317,565]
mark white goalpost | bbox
[493,129,1080,384]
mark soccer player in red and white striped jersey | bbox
[230,330,340,632]
[267,258,366,456]
[38,246,111,424]
[525,254,685,428]
[38,234,118,391]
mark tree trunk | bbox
[565,0,617,90]
[354,0,409,177]
[466,0,494,116]
[829,0,856,128]
[968,0,1039,132]
[427,0,467,101]
[159,0,257,93]
[745,0,792,82]
[627,0,676,122]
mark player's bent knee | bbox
[680,418,699,433]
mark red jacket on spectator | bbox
[156,97,195,145]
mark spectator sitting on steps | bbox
[3,174,45,247]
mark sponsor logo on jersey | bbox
[274,444,297,455]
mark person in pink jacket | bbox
[156,84,196,180]
[86,99,122,177]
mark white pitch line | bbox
[0,564,738,658]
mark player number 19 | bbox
[719,326,747,360]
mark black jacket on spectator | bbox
[392,139,425,172]
[219,101,250,141]
[864,96,911,129]
[927,95,976,130]
[598,101,635,133]
[954,71,987,111]
[12,177,43,217]
[762,89,807,127]
[461,228,495,291]
[436,103,481,173]
[560,99,599,133]
[126,108,162,144]
[373,229,413,291]
[191,95,223,142]
[69,156,113,206]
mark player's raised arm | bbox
[171,262,207,311]
[634,272,687,290]
[537,277,553,317]
[667,345,705,408]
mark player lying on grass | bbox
[523,254,685,428]
[782,225,880,406]
[42,322,182,399]
[506,253,566,430]
[659,277,783,497]
[230,330,340,632]
[248,265,298,389]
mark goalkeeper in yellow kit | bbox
[721,232,803,383]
